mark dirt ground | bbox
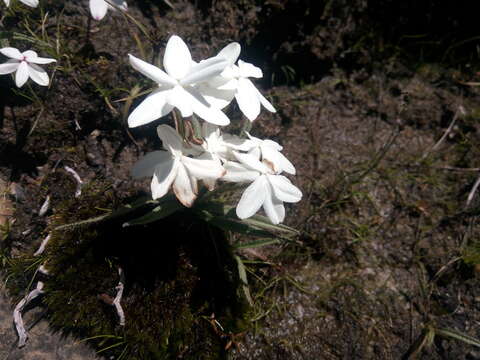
[2,0,480,359]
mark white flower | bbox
[201,122,254,162]
[246,132,295,175]
[224,151,302,224]
[2,0,38,8]
[200,43,276,121]
[128,35,231,128]
[0,48,56,88]
[89,0,127,21]
[131,124,226,207]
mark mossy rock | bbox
[7,182,251,359]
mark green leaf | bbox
[434,327,480,348]
[234,255,253,306]
[123,198,183,227]
[233,238,281,250]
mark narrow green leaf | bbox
[234,255,253,306]
[123,198,183,227]
[434,327,480,348]
[233,238,281,250]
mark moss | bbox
[5,182,251,359]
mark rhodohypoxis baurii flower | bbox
[131,125,225,207]
[89,0,127,21]
[128,35,231,128]
[0,48,56,88]
[201,43,276,121]
[223,152,302,224]
[2,0,38,7]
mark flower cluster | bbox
[130,35,302,224]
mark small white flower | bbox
[224,151,302,224]
[201,122,254,162]
[131,124,226,207]
[128,35,231,128]
[89,0,127,21]
[246,132,296,175]
[200,43,276,121]
[0,48,56,88]
[2,0,38,8]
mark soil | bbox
[2,0,480,359]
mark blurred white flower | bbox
[131,125,225,207]
[89,0,127,21]
[128,35,230,128]
[2,0,38,8]
[246,132,295,175]
[0,47,56,88]
[224,151,302,224]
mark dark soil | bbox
[2,0,480,359]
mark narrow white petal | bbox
[172,163,196,207]
[222,134,256,151]
[20,0,38,6]
[90,0,108,20]
[182,155,225,180]
[186,86,230,126]
[267,175,302,203]
[151,159,178,200]
[261,138,282,151]
[232,151,271,174]
[164,35,192,80]
[188,57,229,78]
[197,83,235,109]
[0,47,23,60]
[235,78,261,121]
[128,89,173,128]
[180,59,228,86]
[238,60,263,78]
[217,43,241,64]
[257,88,276,113]
[156,124,183,156]
[131,151,172,179]
[166,85,193,117]
[263,183,285,224]
[236,176,267,219]
[222,161,260,183]
[128,54,176,87]
[27,56,56,65]
[261,145,296,174]
[27,63,49,86]
[4,0,10,6]
[0,60,19,75]
[22,50,37,59]
[15,62,29,88]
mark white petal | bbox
[151,159,178,200]
[90,0,108,20]
[181,155,225,180]
[262,183,285,224]
[261,145,296,174]
[217,43,241,64]
[19,0,38,6]
[166,85,193,117]
[197,83,235,109]
[261,138,282,151]
[163,35,192,80]
[27,56,56,65]
[180,59,228,86]
[0,47,23,60]
[235,78,261,121]
[127,89,173,127]
[267,175,302,203]
[3,0,10,6]
[185,86,230,126]
[222,161,260,183]
[156,124,183,156]
[27,63,49,86]
[232,151,271,174]
[187,57,229,82]
[22,50,37,59]
[172,163,196,207]
[236,176,267,219]
[222,134,256,151]
[0,60,19,74]
[131,151,172,179]
[128,54,176,87]
[238,60,262,78]
[15,61,29,88]
[109,0,127,10]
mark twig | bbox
[113,268,125,326]
[466,173,480,209]
[13,282,44,348]
[33,233,51,256]
[64,166,84,197]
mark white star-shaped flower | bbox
[131,124,226,207]
[128,35,231,128]
[89,0,127,21]
[2,0,38,7]
[0,48,56,88]
[223,151,302,224]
